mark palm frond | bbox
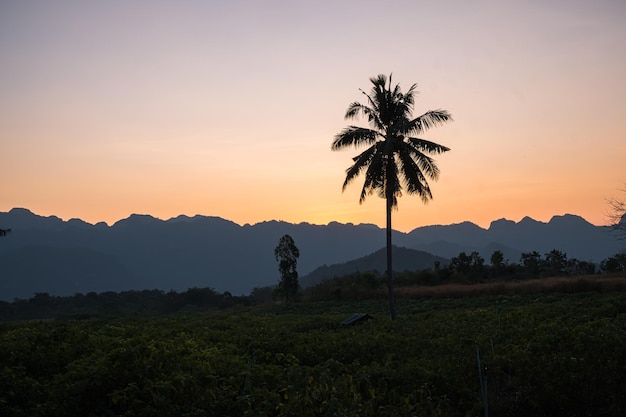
[345,102,370,120]
[331,126,378,150]
[404,83,418,103]
[363,151,386,203]
[344,102,361,119]
[369,74,388,90]
[359,172,375,203]
[406,137,451,155]
[402,144,441,181]
[379,157,401,207]
[397,147,435,202]
[409,110,453,134]
[417,153,440,180]
[360,89,385,130]
[342,145,378,192]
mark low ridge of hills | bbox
[0,208,623,301]
[299,246,448,288]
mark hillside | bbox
[299,246,448,288]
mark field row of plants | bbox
[1,293,625,416]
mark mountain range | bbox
[0,208,623,301]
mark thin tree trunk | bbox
[386,195,396,320]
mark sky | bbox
[1,0,625,233]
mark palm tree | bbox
[332,74,452,319]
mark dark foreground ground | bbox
[1,291,625,417]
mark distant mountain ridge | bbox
[0,208,623,301]
[396,214,618,263]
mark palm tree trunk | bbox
[386,194,397,320]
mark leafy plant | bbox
[2,293,625,416]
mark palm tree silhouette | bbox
[332,74,452,319]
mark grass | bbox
[316,273,626,301]
[398,273,626,297]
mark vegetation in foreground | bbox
[1,292,625,417]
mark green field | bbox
[1,292,625,416]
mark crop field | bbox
[1,292,625,416]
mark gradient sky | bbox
[1,0,625,233]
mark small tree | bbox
[520,251,543,278]
[274,234,300,303]
[449,251,485,283]
[544,249,568,277]
[450,251,472,277]
[601,253,626,273]
[489,250,505,279]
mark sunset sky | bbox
[1,0,625,233]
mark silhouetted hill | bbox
[300,246,449,288]
[0,208,623,300]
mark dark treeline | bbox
[2,250,625,321]
[0,287,270,321]
[396,249,626,284]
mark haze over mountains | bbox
[0,208,623,301]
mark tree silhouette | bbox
[520,251,543,278]
[544,249,567,277]
[489,250,507,280]
[0,228,10,237]
[332,74,452,319]
[450,251,486,283]
[601,253,626,273]
[490,250,505,268]
[274,234,300,303]
[606,183,626,240]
